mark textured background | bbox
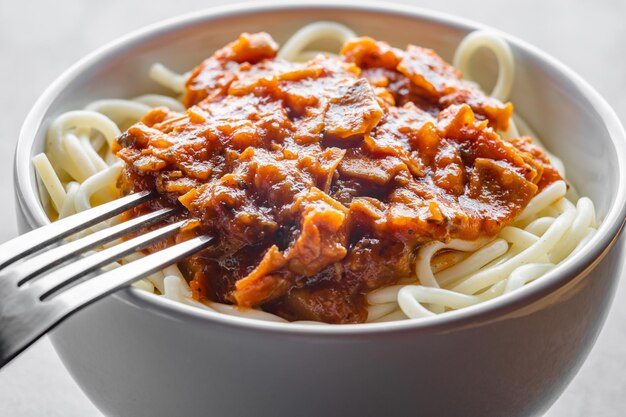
[1,0,625,415]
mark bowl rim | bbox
[13,0,626,335]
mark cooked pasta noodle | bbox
[277,21,356,61]
[453,29,514,102]
[34,22,597,323]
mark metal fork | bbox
[0,191,213,370]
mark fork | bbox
[0,191,213,370]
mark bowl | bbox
[12,2,626,416]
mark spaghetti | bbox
[33,22,597,324]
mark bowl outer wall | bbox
[15,200,626,417]
[11,3,624,415]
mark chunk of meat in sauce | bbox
[184,32,279,106]
[342,37,513,131]
[114,32,561,323]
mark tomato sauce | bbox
[112,33,560,323]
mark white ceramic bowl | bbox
[13,2,626,416]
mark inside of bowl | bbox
[22,6,619,225]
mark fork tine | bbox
[0,234,213,370]
[9,207,177,287]
[53,235,213,308]
[31,220,186,300]
[1,191,154,270]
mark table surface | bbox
[1,0,625,415]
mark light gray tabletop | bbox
[1,0,625,415]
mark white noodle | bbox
[148,63,190,94]
[278,21,356,62]
[85,99,152,127]
[453,30,514,102]
[58,181,80,219]
[32,153,66,212]
[33,25,598,324]
[435,239,509,287]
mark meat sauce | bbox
[112,33,561,323]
